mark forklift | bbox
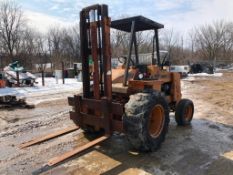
[19,4,195,170]
[68,4,194,151]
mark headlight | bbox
[138,73,144,79]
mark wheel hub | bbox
[184,105,193,121]
[149,104,165,138]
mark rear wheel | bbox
[175,99,194,126]
[123,91,169,152]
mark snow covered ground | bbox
[0,73,224,104]
[183,72,223,81]
[188,72,223,77]
[0,78,82,104]
[1,73,223,98]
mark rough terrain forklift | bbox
[68,4,194,152]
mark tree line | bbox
[0,1,80,71]
[0,1,233,71]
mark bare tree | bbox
[70,25,80,60]
[161,29,178,52]
[0,0,25,62]
[160,29,182,63]
[17,28,35,68]
[111,29,128,57]
[61,26,80,67]
[47,26,63,68]
[188,29,197,61]
[192,19,233,67]
[47,25,80,69]
[34,32,49,67]
[195,20,226,63]
[221,22,233,61]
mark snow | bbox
[0,72,224,104]
[188,73,223,77]
[183,73,223,82]
[216,67,233,72]
[0,78,83,104]
[4,70,36,80]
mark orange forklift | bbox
[68,4,194,151]
[20,4,194,169]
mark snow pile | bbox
[188,73,223,77]
[183,73,223,82]
[216,63,233,71]
[0,78,82,100]
[216,67,233,72]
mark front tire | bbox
[175,99,194,126]
[123,91,169,152]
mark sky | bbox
[18,0,233,34]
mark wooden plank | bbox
[47,135,109,166]
[19,125,80,149]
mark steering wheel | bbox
[118,56,126,64]
[117,56,135,66]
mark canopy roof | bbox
[111,15,164,32]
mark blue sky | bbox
[19,0,233,34]
[21,0,192,19]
